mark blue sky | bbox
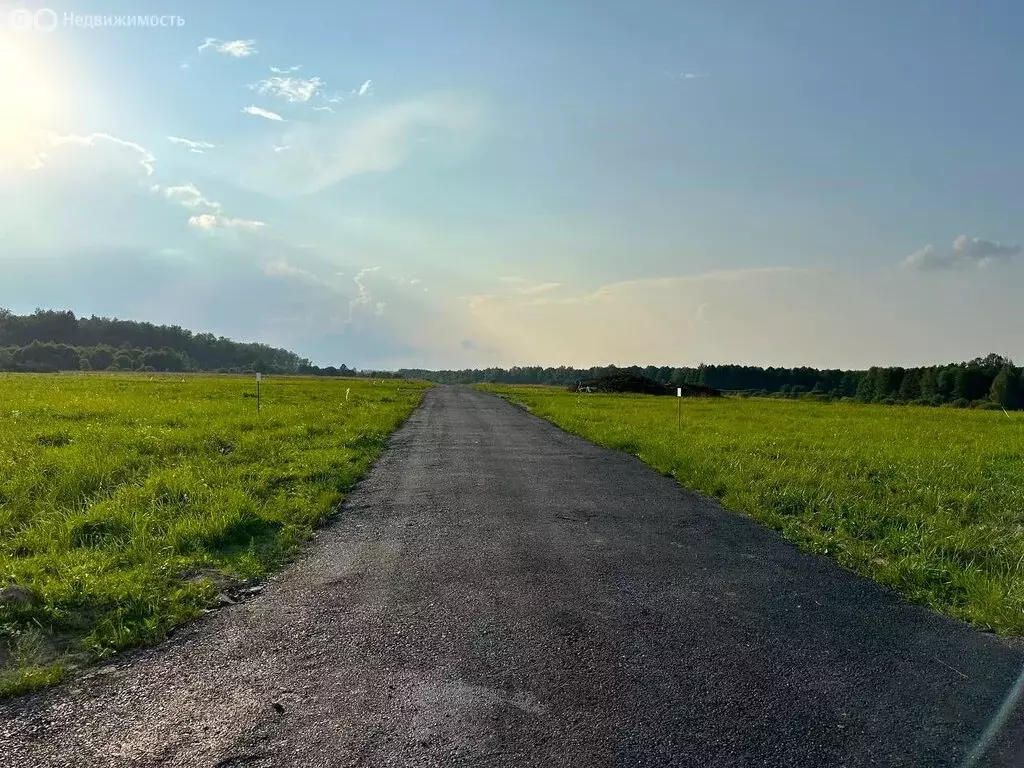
[1,0,1021,368]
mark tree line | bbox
[0,309,323,375]
[2,309,1020,409]
[398,354,1023,410]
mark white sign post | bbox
[677,387,682,430]
[256,372,262,413]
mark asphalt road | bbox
[2,386,1023,767]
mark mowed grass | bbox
[0,373,425,696]
[484,386,1024,634]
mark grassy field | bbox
[0,373,425,696]
[483,386,1024,635]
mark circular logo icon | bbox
[34,7,57,31]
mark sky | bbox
[0,0,1021,369]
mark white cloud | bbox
[902,235,1022,270]
[270,65,302,74]
[273,143,291,153]
[514,282,562,296]
[358,79,372,96]
[262,259,335,287]
[188,213,265,231]
[198,38,258,57]
[249,75,324,103]
[665,72,709,80]
[167,136,216,153]
[313,105,334,113]
[37,132,156,175]
[347,266,380,323]
[164,183,221,211]
[264,259,307,278]
[161,183,266,235]
[242,105,285,121]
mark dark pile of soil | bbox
[571,373,721,397]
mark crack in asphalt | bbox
[1,386,1023,767]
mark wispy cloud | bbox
[249,75,324,103]
[347,266,380,323]
[40,132,156,175]
[167,136,216,154]
[164,183,221,211]
[273,143,291,153]
[321,79,374,105]
[270,65,302,74]
[242,105,285,122]
[902,235,1022,271]
[665,71,709,80]
[198,38,258,57]
[313,105,334,113]
[228,95,482,197]
[188,213,265,231]
[163,183,267,234]
[515,282,562,296]
[263,259,333,287]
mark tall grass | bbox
[485,387,1024,634]
[0,373,425,696]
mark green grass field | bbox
[0,373,425,696]
[483,386,1024,635]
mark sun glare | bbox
[0,34,61,171]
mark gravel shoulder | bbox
[2,386,1022,767]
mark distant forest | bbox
[1,309,1021,409]
[401,355,1023,410]
[0,309,342,376]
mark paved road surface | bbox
[2,387,1023,767]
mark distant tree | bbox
[898,370,921,401]
[919,368,938,401]
[856,368,879,402]
[78,357,91,371]
[839,372,862,397]
[954,364,990,401]
[936,367,957,401]
[878,367,905,400]
[990,365,1021,409]
[88,347,115,370]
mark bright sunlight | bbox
[0,34,61,171]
